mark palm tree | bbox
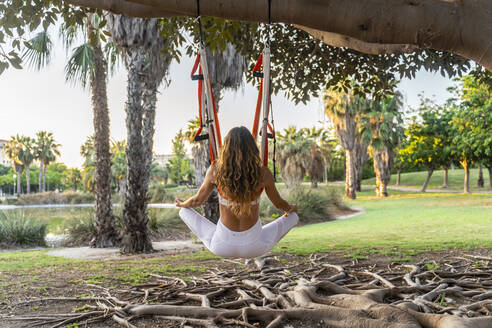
[34,131,60,193]
[63,168,82,191]
[4,135,25,195]
[300,128,326,188]
[107,14,172,253]
[276,126,314,188]
[23,16,120,247]
[324,87,367,199]
[19,136,36,193]
[359,93,404,197]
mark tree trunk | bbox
[462,159,471,194]
[311,180,318,188]
[16,169,22,195]
[373,147,393,197]
[65,0,492,72]
[87,18,119,248]
[25,166,30,194]
[142,82,157,190]
[190,141,219,223]
[421,167,434,192]
[441,166,448,188]
[120,48,154,254]
[42,163,47,192]
[344,148,356,199]
[354,139,368,192]
[477,164,484,188]
[38,163,43,192]
[396,167,401,186]
[73,182,77,192]
[486,165,492,190]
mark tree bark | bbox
[477,164,484,188]
[372,147,393,197]
[142,82,157,190]
[16,169,22,195]
[38,163,43,192]
[190,141,219,224]
[396,167,401,186]
[87,17,120,248]
[25,166,30,194]
[354,138,368,192]
[441,166,448,188]
[486,165,492,190]
[64,0,492,72]
[421,167,434,192]
[344,149,356,199]
[42,163,47,192]
[120,48,154,254]
[462,159,471,194]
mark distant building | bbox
[153,154,174,167]
[0,139,9,166]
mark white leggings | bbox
[179,208,299,258]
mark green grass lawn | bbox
[276,192,492,259]
[362,168,491,191]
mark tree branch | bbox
[61,0,492,71]
[294,25,418,55]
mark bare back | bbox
[213,166,291,232]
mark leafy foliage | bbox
[166,130,193,184]
[0,210,47,247]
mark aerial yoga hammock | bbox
[176,0,298,259]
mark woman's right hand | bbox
[175,198,187,208]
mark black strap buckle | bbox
[192,74,204,80]
[194,134,209,142]
[259,130,274,139]
[253,71,264,78]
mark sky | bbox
[0,38,456,168]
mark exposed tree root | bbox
[5,254,492,327]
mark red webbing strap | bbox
[252,54,263,72]
[191,54,201,77]
[191,53,221,162]
[192,58,204,141]
[210,84,222,149]
[252,54,263,140]
[252,79,263,140]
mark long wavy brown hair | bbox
[215,127,263,217]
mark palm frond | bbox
[22,31,53,70]
[58,21,84,52]
[103,40,121,77]
[65,42,95,88]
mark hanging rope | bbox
[251,0,277,181]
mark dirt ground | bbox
[1,247,491,327]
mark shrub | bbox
[260,187,336,224]
[0,211,47,247]
[15,191,94,205]
[62,212,96,245]
[149,183,172,203]
[148,208,184,231]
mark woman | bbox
[175,126,299,258]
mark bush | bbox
[260,187,337,224]
[62,211,97,245]
[148,208,184,231]
[149,183,172,203]
[15,191,94,205]
[0,211,47,247]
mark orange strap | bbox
[252,54,263,140]
[251,53,272,166]
[191,54,222,162]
